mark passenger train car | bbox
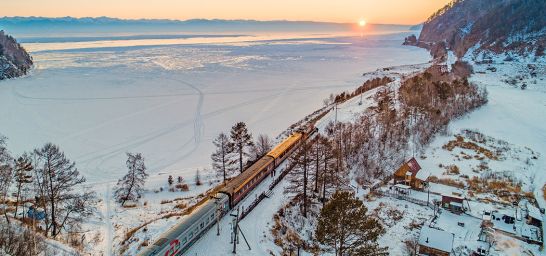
[137,126,315,256]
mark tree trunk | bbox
[45,158,57,238]
[15,181,21,219]
[222,143,226,183]
[314,146,320,193]
[303,150,308,218]
[239,145,243,173]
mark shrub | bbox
[176,183,189,191]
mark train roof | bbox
[137,193,228,256]
[220,156,274,194]
[267,132,303,159]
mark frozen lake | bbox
[0,31,430,183]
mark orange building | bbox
[393,157,429,190]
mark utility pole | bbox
[230,207,251,254]
[334,103,338,125]
[211,195,222,236]
[231,208,239,254]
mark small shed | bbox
[441,193,465,214]
[418,226,454,256]
[393,184,411,195]
[526,204,542,227]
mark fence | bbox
[376,190,430,206]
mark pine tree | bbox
[315,191,387,256]
[33,143,95,238]
[195,169,202,186]
[115,152,148,206]
[211,132,235,182]
[13,153,33,218]
[168,175,174,186]
[230,122,254,173]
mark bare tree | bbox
[285,140,313,218]
[0,223,45,256]
[33,143,95,238]
[252,134,273,159]
[211,132,235,183]
[230,122,254,173]
[0,135,13,224]
[115,152,148,206]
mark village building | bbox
[393,157,429,190]
[526,203,542,227]
[418,226,454,256]
[441,193,466,214]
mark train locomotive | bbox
[137,126,315,256]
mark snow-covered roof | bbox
[441,193,464,200]
[527,204,542,220]
[406,171,413,176]
[418,226,454,253]
[394,184,411,190]
[415,169,431,181]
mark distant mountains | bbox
[0,30,32,80]
[0,16,416,36]
[416,0,546,58]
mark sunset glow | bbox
[2,0,452,24]
[359,19,367,27]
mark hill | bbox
[0,30,32,80]
[417,0,546,58]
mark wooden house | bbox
[393,157,429,190]
[418,226,454,256]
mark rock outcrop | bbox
[0,30,33,80]
[417,0,546,58]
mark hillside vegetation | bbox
[0,30,32,80]
[418,0,546,57]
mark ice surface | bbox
[0,32,430,183]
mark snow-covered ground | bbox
[0,30,433,255]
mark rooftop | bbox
[419,226,454,253]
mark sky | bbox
[2,0,452,25]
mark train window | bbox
[200,222,204,228]
[182,237,187,244]
[211,213,215,219]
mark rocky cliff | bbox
[416,0,546,58]
[0,30,33,80]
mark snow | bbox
[416,169,431,181]
[418,226,454,253]
[0,29,433,256]
[0,32,430,185]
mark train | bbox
[137,125,315,256]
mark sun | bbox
[359,19,367,27]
